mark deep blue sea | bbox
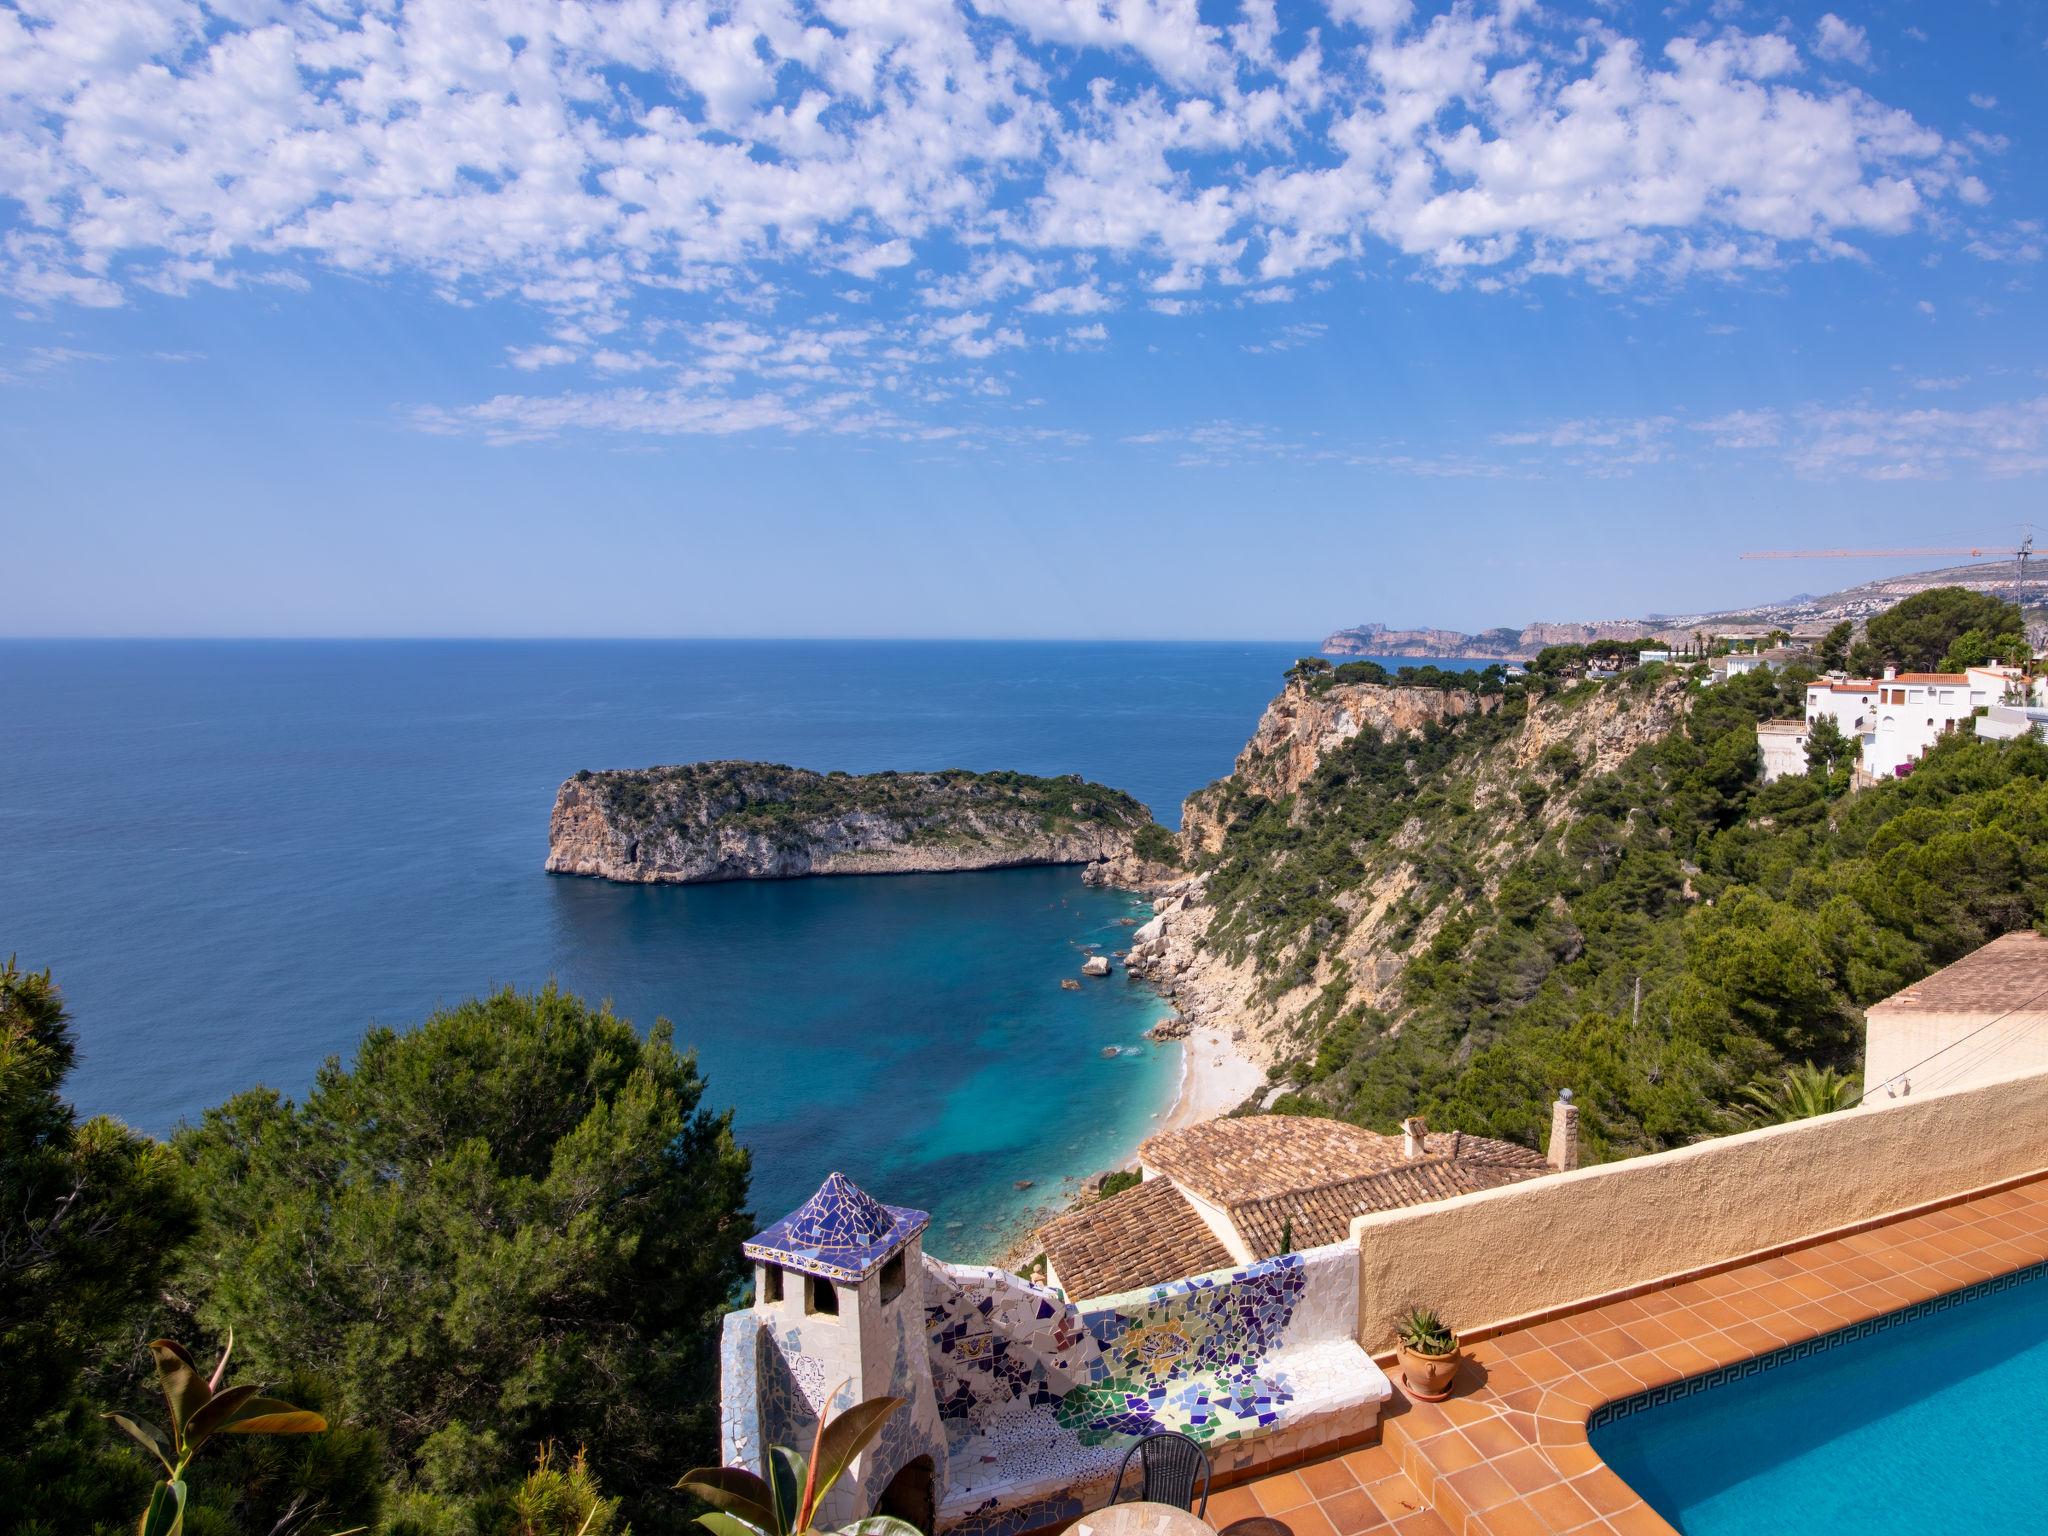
[0,640,1327,1257]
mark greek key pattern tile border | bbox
[1586,1257,2048,1432]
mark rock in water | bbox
[1081,955,1112,977]
[1060,978,1083,991]
[546,761,1162,884]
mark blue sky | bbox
[3,0,2046,639]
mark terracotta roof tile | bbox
[1893,673,1970,684]
[1230,1157,1548,1254]
[1138,1115,1542,1205]
[1867,932,2048,1016]
[1036,1176,1233,1301]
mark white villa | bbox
[1806,664,2033,780]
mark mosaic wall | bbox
[922,1241,1383,1536]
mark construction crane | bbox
[1741,538,2036,605]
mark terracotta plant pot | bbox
[1399,1341,1460,1402]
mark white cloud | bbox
[1813,15,1871,68]
[1969,93,1999,111]
[0,0,2000,444]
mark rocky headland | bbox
[546,761,1165,883]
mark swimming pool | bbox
[1591,1262,2048,1534]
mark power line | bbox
[1849,977,2048,1109]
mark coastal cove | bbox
[1,638,1332,1257]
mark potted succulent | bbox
[1395,1307,1461,1402]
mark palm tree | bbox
[1729,1063,1858,1127]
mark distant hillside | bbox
[1327,557,2048,660]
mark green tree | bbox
[1804,716,1857,791]
[1862,586,2023,673]
[1,959,196,1528]
[1816,621,1854,672]
[1940,626,2030,673]
[175,985,752,1534]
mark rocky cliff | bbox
[1180,678,1500,854]
[1125,672,1695,1088]
[547,762,1157,883]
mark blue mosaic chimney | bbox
[744,1170,931,1282]
[731,1172,947,1530]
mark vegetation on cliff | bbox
[5,977,752,1536]
[1188,619,2048,1162]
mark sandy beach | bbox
[1157,1019,1267,1134]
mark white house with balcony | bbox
[1863,665,2027,779]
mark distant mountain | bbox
[1325,558,2048,660]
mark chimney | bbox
[1546,1090,1580,1172]
[1401,1115,1428,1160]
[1883,665,1896,681]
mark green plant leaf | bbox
[181,1382,264,1450]
[678,1466,780,1531]
[697,1512,769,1536]
[219,1400,328,1436]
[149,1341,210,1446]
[808,1396,904,1512]
[768,1445,808,1536]
[103,1412,174,1473]
[137,1477,186,1536]
[834,1518,927,1536]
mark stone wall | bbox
[1350,1067,2048,1351]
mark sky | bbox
[3,0,2046,640]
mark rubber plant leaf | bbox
[137,1477,186,1536]
[103,1413,173,1474]
[218,1395,328,1436]
[836,1519,927,1536]
[207,1330,234,1393]
[678,1466,779,1532]
[768,1444,807,1536]
[149,1341,210,1446]
[807,1396,905,1514]
[696,1512,768,1536]
[181,1382,264,1451]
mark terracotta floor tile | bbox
[1551,1336,1608,1373]
[1437,1397,1497,1430]
[1620,1315,1678,1351]
[1207,1488,1265,1527]
[1415,1429,1484,1477]
[1469,1498,1550,1536]
[1568,1471,1640,1518]
[1252,1472,1316,1515]
[1515,1347,1570,1383]
[1299,1457,1361,1500]
[1523,1478,1601,1532]
[1364,1475,1430,1524]
[1544,1441,1604,1480]
[1442,1462,1519,1516]
[1276,1500,1340,1536]
[1390,1513,1452,1536]
[1316,1488,1388,1535]
[1489,1447,1557,1499]
[1338,1448,1402,1485]
[1461,1417,1525,1462]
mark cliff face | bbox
[1180,680,1498,856]
[546,762,1154,884]
[1129,675,1694,1069]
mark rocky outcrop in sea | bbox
[546,760,1162,884]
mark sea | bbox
[0,639,1351,1258]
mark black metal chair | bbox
[1110,1429,1210,1517]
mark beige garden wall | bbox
[1350,1066,2048,1352]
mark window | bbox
[880,1250,906,1303]
[760,1264,784,1304]
[807,1275,839,1316]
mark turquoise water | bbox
[0,639,1326,1257]
[1592,1268,2048,1534]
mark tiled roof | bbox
[1867,932,2048,1017]
[1139,1114,1542,1205]
[1809,681,1880,693]
[1034,1116,1555,1298]
[1037,1175,1233,1301]
[1231,1156,1548,1253]
[743,1171,929,1282]
[1893,673,1970,684]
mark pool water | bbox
[1592,1265,2048,1534]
